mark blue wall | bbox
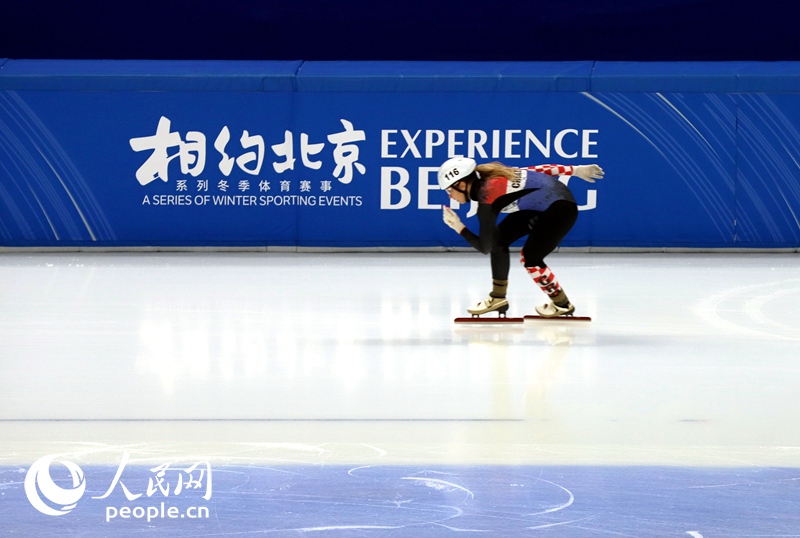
[1,60,800,248]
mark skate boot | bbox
[468,296,510,317]
[535,300,575,318]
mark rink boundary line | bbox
[0,418,525,422]
[3,442,800,467]
[1,246,798,253]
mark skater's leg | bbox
[523,262,567,303]
[467,213,529,316]
[488,247,509,299]
[466,245,510,315]
[519,201,578,315]
[519,201,578,268]
[490,212,530,296]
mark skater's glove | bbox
[572,164,604,183]
[442,206,466,233]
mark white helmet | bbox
[438,157,478,189]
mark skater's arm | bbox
[459,204,497,254]
[524,164,574,176]
[524,164,604,183]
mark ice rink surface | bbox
[1,251,799,536]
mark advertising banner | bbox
[1,61,799,248]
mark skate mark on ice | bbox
[522,476,574,516]
[401,476,475,500]
[347,465,374,477]
[527,514,598,530]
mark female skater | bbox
[439,157,603,317]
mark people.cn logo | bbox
[25,455,87,516]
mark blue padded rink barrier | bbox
[1,250,800,536]
[2,60,800,249]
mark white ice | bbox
[1,251,799,467]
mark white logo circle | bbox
[24,455,86,516]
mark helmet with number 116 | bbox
[438,157,478,189]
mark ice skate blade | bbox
[454,317,524,324]
[524,314,592,322]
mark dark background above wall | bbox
[1,0,798,61]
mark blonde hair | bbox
[475,162,517,181]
